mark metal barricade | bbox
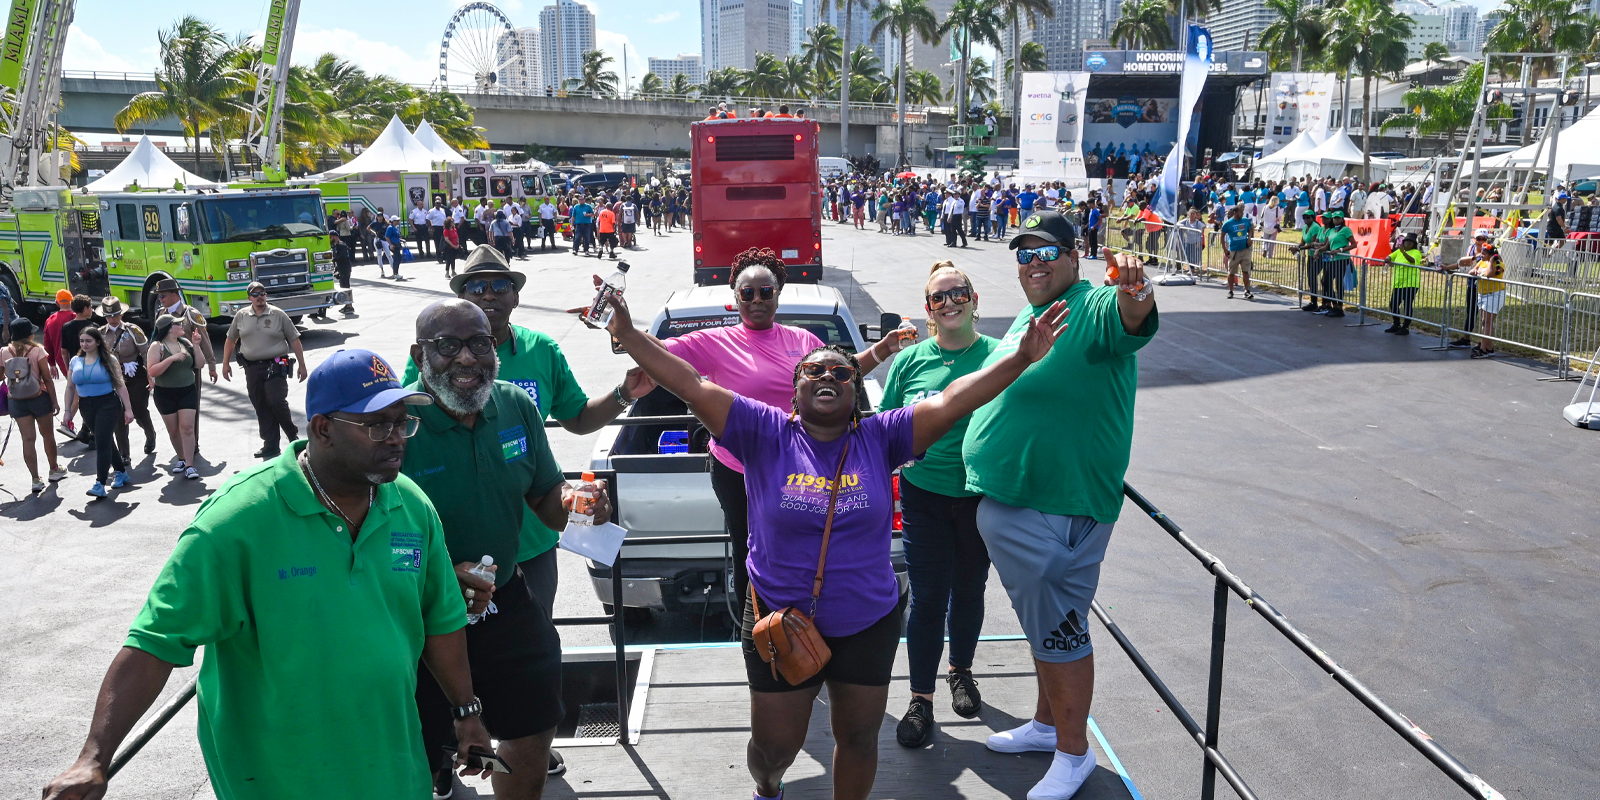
[1439,274,1571,360]
[1565,292,1600,376]
[1499,236,1600,293]
[1353,256,1455,336]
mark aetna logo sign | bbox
[1026,93,1053,98]
[1042,610,1091,653]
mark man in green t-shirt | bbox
[1291,209,1326,312]
[403,299,612,800]
[1318,211,1356,318]
[963,210,1158,800]
[42,350,493,800]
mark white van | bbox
[818,157,850,179]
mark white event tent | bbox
[1285,130,1389,179]
[312,115,440,179]
[1471,103,1600,181]
[411,120,470,165]
[84,136,218,193]
[1254,129,1319,180]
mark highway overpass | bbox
[61,72,952,159]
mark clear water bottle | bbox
[466,555,496,624]
[896,315,917,344]
[570,471,599,526]
[582,262,630,329]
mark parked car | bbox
[576,171,632,193]
[586,283,909,620]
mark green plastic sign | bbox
[0,0,40,91]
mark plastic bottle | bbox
[582,262,631,329]
[570,471,599,526]
[466,555,496,624]
[896,315,917,344]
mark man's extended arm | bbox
[419,630,493,777]
[42,647,176,800]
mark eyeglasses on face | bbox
[418,334,496,358]
[328,415,421,441]
[926,286,972,310]
[798,362,856,383]
[737,285,776,302]
[463,277,515,296]
[1016,246,1062,265]
[248,290,267,298]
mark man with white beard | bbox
[401,299,611,800]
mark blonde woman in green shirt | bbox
[879,261,1001,749]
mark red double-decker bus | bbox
[690,118,823,286]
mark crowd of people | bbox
[38,203,1161,800]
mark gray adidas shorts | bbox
[976,497,1114,664]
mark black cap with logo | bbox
[1009,210,1078,251]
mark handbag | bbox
[751,435,851,686]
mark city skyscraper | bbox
[1438,1,1478,52]
[1209,0,1275,52]
[496,27,543,94]
[541,0,596,92]
[719,0,795,69]
[649,53,705,84]
[1024,0,1111,72]
[703,0,721,71]
[908,0,956,94]
[791,0,806,57]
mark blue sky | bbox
[65,0,704,88]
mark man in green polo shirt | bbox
[1318,211,1356,318]
[43,349,493,800]
[963,211,1158,800]
[1291,209,1326,312]
[402,299,611,800]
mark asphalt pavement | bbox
[3,217,1597,799]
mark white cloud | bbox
[293,28,439,85]
[64,25,149,74]
[646,11,681,23]
[595,29,646,90]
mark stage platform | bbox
[514,638,1140,800]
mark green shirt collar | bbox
[416,386,501,434]
[277,440,403,516]
[1035,279,1092,311]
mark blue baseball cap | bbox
[305,349,432,419]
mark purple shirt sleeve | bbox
[717,395,781,466]
[862,406,917,471]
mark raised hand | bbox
[1015,300,1070,363]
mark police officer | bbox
[222,282,308,459]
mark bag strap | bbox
[808,433,852,618]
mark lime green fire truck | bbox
[0,185,342,327]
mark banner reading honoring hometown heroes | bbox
[1019,72,1091,183]
[1154,24,1212,223]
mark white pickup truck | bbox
[586,283,909,621]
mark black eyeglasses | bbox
[926,286,972,310]
[1016,246,1063,265]
[248,290,267,298]
[418,334,496,358]
[798,362,856,383]
[328,415,421,441]
[463,277,515,296]
[738,285,776,302]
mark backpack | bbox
[621,204,636,224]
[4,345,42,400]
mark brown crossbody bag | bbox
[751,436,851,685]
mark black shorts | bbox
[598,232,618,246]
[152,383,199,415]
[620,222,636,233]
[742,585,905,692]
[416,568,563,769]
[7,391,52,419]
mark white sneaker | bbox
[986,720,1057,753]
[1026,749,1097,800]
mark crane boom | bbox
[0,0,73,210]
[242,0,300,182]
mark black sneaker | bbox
[548,749,567,777]
[432,767,454,799]
[254,445,281,459]
[948,670,982,718]
[1383,324,1400,333]
[1450,337,1472,347]
[144,438,157,455]
[1396,327,1411,336]
[1325,309,1346,318]
[896,696,935,748]
[1301,303,1320,312]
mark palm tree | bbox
[1422,41,1448,72]
[872,0,940,166]
[566,50,620,97]
[701,67,747,99]
[966,56,996,104]
[1379,61,1486,154]
[638,72,665,98]
[746,52,788,98]
[668,72,697,97]
[1004,40,1046,83]
[114,16,246,175]
[780,54,814,100]
[1487,0,1592,81]
[802,23,844,103]
[848,46,888,102]
[1323,0,1412,179]
[939,0,1004,123]
[993,0,1052,131]
[1258,0,1326,71]
[1110,0,1174,50]
[816,0,872,154]
[402,90,489,152]
[906,69,944,105]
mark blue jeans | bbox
[900,478,990,695]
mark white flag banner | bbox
[1018,72,1091,183]
[1263,71,1337,156]
[1154,25,1213,223]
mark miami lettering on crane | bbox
[0,0,40,91]
[260,0,287,66]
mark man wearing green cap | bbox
[1318,211,1355,318]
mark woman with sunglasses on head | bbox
[147,313,206,480]
[66,326,135,497]
[601,278,1068,800]
[876,262,999,748]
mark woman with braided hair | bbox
[601,278,1070,800]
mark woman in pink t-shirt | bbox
[658,248,905,618]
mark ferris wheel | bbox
[438,1,530,94]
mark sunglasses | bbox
[328,415,421,441]
[1016,246,1062,265]
[926,286,972,310]
[798,362,856,383]
[418,334,496,358]
[463,277,515,295]
[738,285,776,302]
[248,290,267,298]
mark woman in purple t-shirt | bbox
[656,247,906,622]
[604,287,1068,800]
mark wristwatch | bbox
[451,696,483,720]
[613,384,637,408]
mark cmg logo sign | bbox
[1029,112,1054,122]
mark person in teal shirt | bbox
[964,210,1158,800]
[877,262,1000,749]
[1219,205,1256,299]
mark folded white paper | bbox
[558,521,628,566]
